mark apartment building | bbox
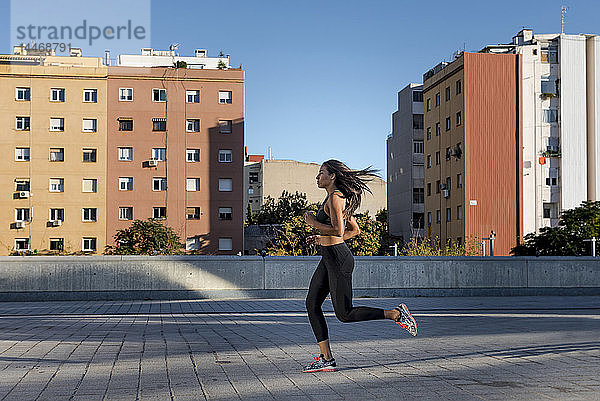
[386,84,425,243]
[481,29,600,235]
[0,48,108,255]
[106,64,244,254]
[423,52,522,255]
[0,46,244,255]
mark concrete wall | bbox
[0,256,598,301]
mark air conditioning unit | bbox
[50,220,62,227]
[442,189,450,198]
[15,221,25,228]
[440,184,447,190]
[147,159,158,167]
[19,191,30,198]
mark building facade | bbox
[0,47,244,255]
[423,52,523,255]
[386,83,424,243]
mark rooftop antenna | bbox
[561,6,568,34]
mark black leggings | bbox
[306,243,385,342]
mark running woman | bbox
[301,160,418,373]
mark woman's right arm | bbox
[342,216,360,241]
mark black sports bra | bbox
[316,190,344,226]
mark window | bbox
[445,87,450,101]
[186,90,200,103]
[456,112,461,126]
[82,119,97,133]
[445,147,451,161]
[446,177,452,191]
[541,47,558,64]
[426,155,431,168]
[436,180,441,193]
[445,117,451,131]
[119,88,133,101]
[153,207,166,219]
[82,237,96,251]
[50,238,64,251]
[186,178,201,191]
[413,141,424,154]
[186,207,201,220]
[249,172,259,184]
[436,210,441,223]
[151,148,167,161]
[219,238,233,251]
[413,188,424,204]
[83,149,97,162]
[457,205,463,220]
[153,177,167,191]
[542,109,558,123]
[541,77,556,95]
[248,188,254,195]
[435,151,440,165]
[456,80,462,95]
[426,98,431,111]
[219,120,232,133]
[412,114,424,130]
[219,149,233,162]
[186,119,200,132]
[187,149,200,162]
[82,208,97,222]
[50,88,65,102]
[412,91,423,102]
[50,118,64,131]
[218,91,232,104]
[82,179,97,193]
[457,173,463,188]
[546,168,558,186]
[118,118,133,131]
[152,118,167,131]
[547,137,559,152]
[49,178,64,192]
[218,178,233,192]
[427,183,431,196]
[15,147,30,161]
[16,87,30,101]
[15,208,30,222]
[119,177,133,191]
[426,127,431,140]
[117,147,132,161]
[543,204,551,219]
[83,89,97,103]
[446,208,451,222]
[16,117,30,131]
[15,179,30,192]
[50,148,64,162]
[15,238,30,251]
[152,88,166,102]
[435,92,440,106]
[219,207,233,220]
[412,213,424,229]
[50,208,64,221]
[186,237,200,251]
[119,207,133,220]
[427,212,432,227]
[435,122,440,136]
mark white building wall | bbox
[587,36,600,201]
[559,35,588,209]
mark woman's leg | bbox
[305,259,331,343]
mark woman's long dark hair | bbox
[322,160,380,219]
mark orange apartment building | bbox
[0,47,244,255]
[423,52,523,255]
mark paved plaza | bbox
[0,296,599,400]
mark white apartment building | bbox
[386,84,425,243]
[482,29,600,236]
[116,48,230,69]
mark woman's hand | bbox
[306,235,322,246]
[304,211,317,227]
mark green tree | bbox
[345,212,386,256]
[267,213,319,256]
[105,219,184,255]
[401,236,481,256]
[217,59,227,70]
[253,191,309,224]
[512,201,600,256]
[245,203,255,226]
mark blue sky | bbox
[1,0,599,176]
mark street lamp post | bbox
[481,230,496,256]
[389,243,398,256]
[583,237,597,257]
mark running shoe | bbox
[302,354,336,372]
[395,303,418,336]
